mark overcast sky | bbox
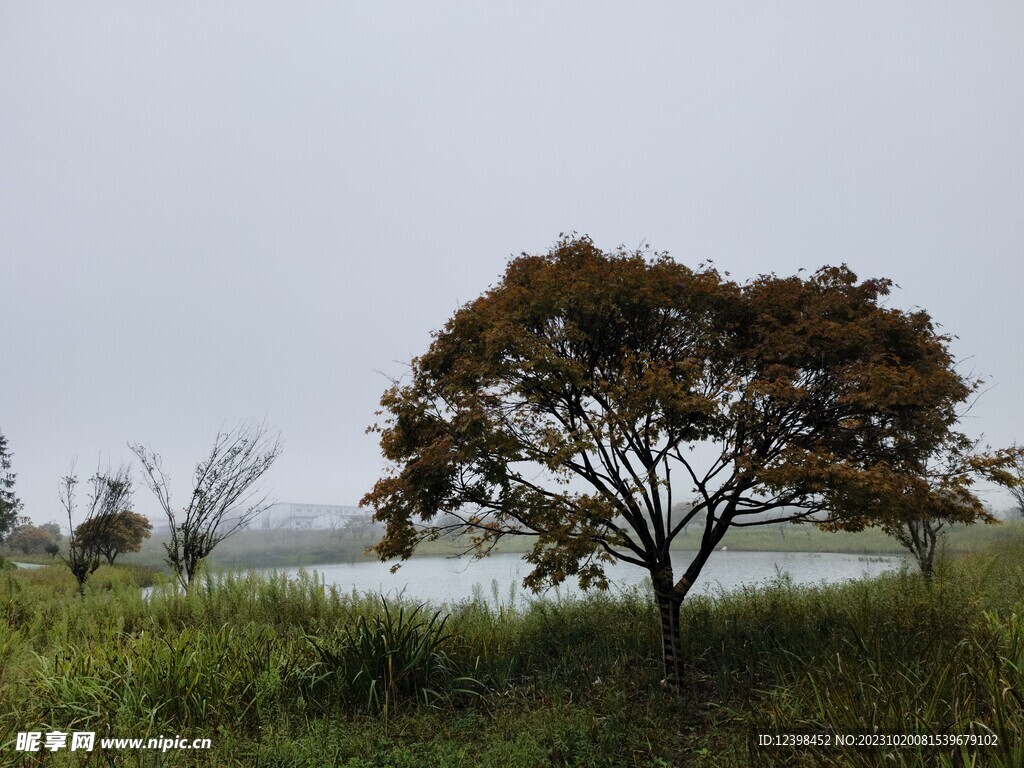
[3,2,1023,525]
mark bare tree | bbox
[130,421,282,589]
[59,464,134,596]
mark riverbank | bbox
[415,518,1024,558]
[1,537,1022,766]
[8,519,1015,574]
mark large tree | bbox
[363,236,987,690]
[0,427,23,546]
[131,421,282,589]
[75,510,153,566]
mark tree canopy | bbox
[75,510,152,566]
[363,236,990,688]
[40,522,62,543]
[5,524,56,555]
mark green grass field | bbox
[1,528,1023,766]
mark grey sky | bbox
[3,2,1023,525]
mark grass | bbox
[0,536,1022,766]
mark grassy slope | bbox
[1,534,1023,767]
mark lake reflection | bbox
[275,550,907,606]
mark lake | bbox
[269,550,907,606]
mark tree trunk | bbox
[907,520,939,580]
[917,535,936,580]
[655,585,684,692]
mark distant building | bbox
[146,512,257,536]
[144,503,371,534]
[257,502,371,530]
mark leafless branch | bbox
[130,420,282,589]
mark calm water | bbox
[273,551,907,606]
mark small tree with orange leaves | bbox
[75,510,153,566]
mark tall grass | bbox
[739,540,1024,767]
[1,538,1022,766]
[304,600,478,714]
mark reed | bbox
[0,537,1021,766]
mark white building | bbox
[258,502,371,530]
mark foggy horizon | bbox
[3,3,1023,526]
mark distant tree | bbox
[40,522,63,542]
[830,436,1021,578]
[75,510,152,566]
[45,541,60,558]
[131,421,282,589]
[363,236,986,692]
[0,428,23,546]
[59,465,134,596]
[6,524,56,555]
[673,504,705,535]
[334,513,383,544]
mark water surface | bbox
[274,550,907,606]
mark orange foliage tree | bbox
[75,510,153,566]
[362,236,997,690]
